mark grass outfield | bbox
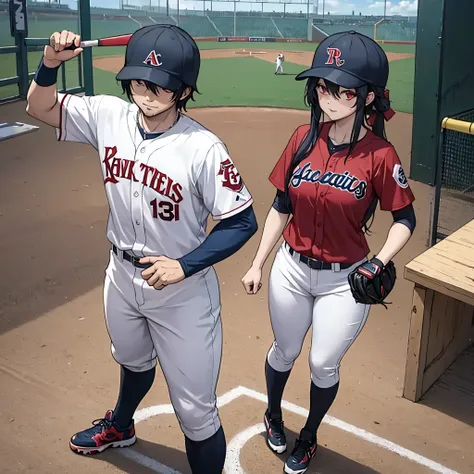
[92,55,414,113]
[0,29,415,112]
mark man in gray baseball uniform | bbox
[26,24,257,474]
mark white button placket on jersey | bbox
[131,143,147,255]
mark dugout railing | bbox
[0,0,93,104]
[430,114,474,245]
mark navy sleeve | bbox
[391,203,416,234]
[272,189,291,214]
[177,205,258,278]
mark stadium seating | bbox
[0,4,417,44]
[210,16,234,36]
[177,15,218,37]
[272,18,307,38]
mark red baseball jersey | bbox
[269,122,415,264]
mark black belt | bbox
[285,243,353,271]
[112,245,152,269]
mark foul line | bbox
[117,386,460,474]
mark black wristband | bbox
[33,57,60,87]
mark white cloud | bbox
[368,0,417,14]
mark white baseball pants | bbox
[267,243,370,388]
[103,249,222,442]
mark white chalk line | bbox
[116,385,460,474]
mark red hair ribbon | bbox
[367,89,395,126]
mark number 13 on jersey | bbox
[150,199,180,221]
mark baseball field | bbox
[0,10,416,113]
[0,17,473,474]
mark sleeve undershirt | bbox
[177,205,258,278]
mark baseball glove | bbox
[348,256,396,308]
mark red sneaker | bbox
[69,410,136,455]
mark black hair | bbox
[120,79,197,111]
[283,77,392,234]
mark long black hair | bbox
[283,77,392,233]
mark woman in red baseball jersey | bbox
[241,31,416,474]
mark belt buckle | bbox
[306,257,322,270]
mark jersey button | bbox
[135,220,140,225]
[320,192,324,197]
[134,191,139,197]
[140,147,145,153]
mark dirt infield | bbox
[0,102,472,474]
[93,49,414,74]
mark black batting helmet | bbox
[295,30,389,89]
[116,24,200,91]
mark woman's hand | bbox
[241,265,263,294]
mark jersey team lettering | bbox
[103,145,183,222]
[291,162,367,200]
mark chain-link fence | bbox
[431,111,474,244]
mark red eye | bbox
[317,85,329,95]
[344,91,356,100]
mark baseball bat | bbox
[26,34,132,49]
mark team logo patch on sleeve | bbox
[218,158,244,192]
[392,164,408,188]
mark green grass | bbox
[0,15,415,111]
[92,56,309,109]
[386,57,415,114]
[90,55,415,113]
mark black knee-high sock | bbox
[265,358,291,420]
[302,381,339,440]
[113,365,156,428]
[185,426,226,474]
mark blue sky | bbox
[63,0,418,16]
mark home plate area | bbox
[117,386,459,474]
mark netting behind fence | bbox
[435,110,474,240]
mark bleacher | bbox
[272,18,307,38]
[235,17,279,37]
[2,3,417,42]
[210,16,234,36]
[177,15,217,37]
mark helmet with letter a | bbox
[116,24,200,91]
[295,30,389,90]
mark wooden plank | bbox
[426,292,449,366]
[404,218,474,306]
[421,300,474,396]
[403,285,434,402]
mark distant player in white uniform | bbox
[26,25,257,474]
[275,53,284,74]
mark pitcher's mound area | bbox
[93,49,414,73]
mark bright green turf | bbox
[90,55,415,113]
[385,57,415,114]
[92,56,309,109]
[1,53,415,113]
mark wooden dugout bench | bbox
[403,218,474,402]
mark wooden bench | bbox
[403,218,474,402]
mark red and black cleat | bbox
[69,410,136,455]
